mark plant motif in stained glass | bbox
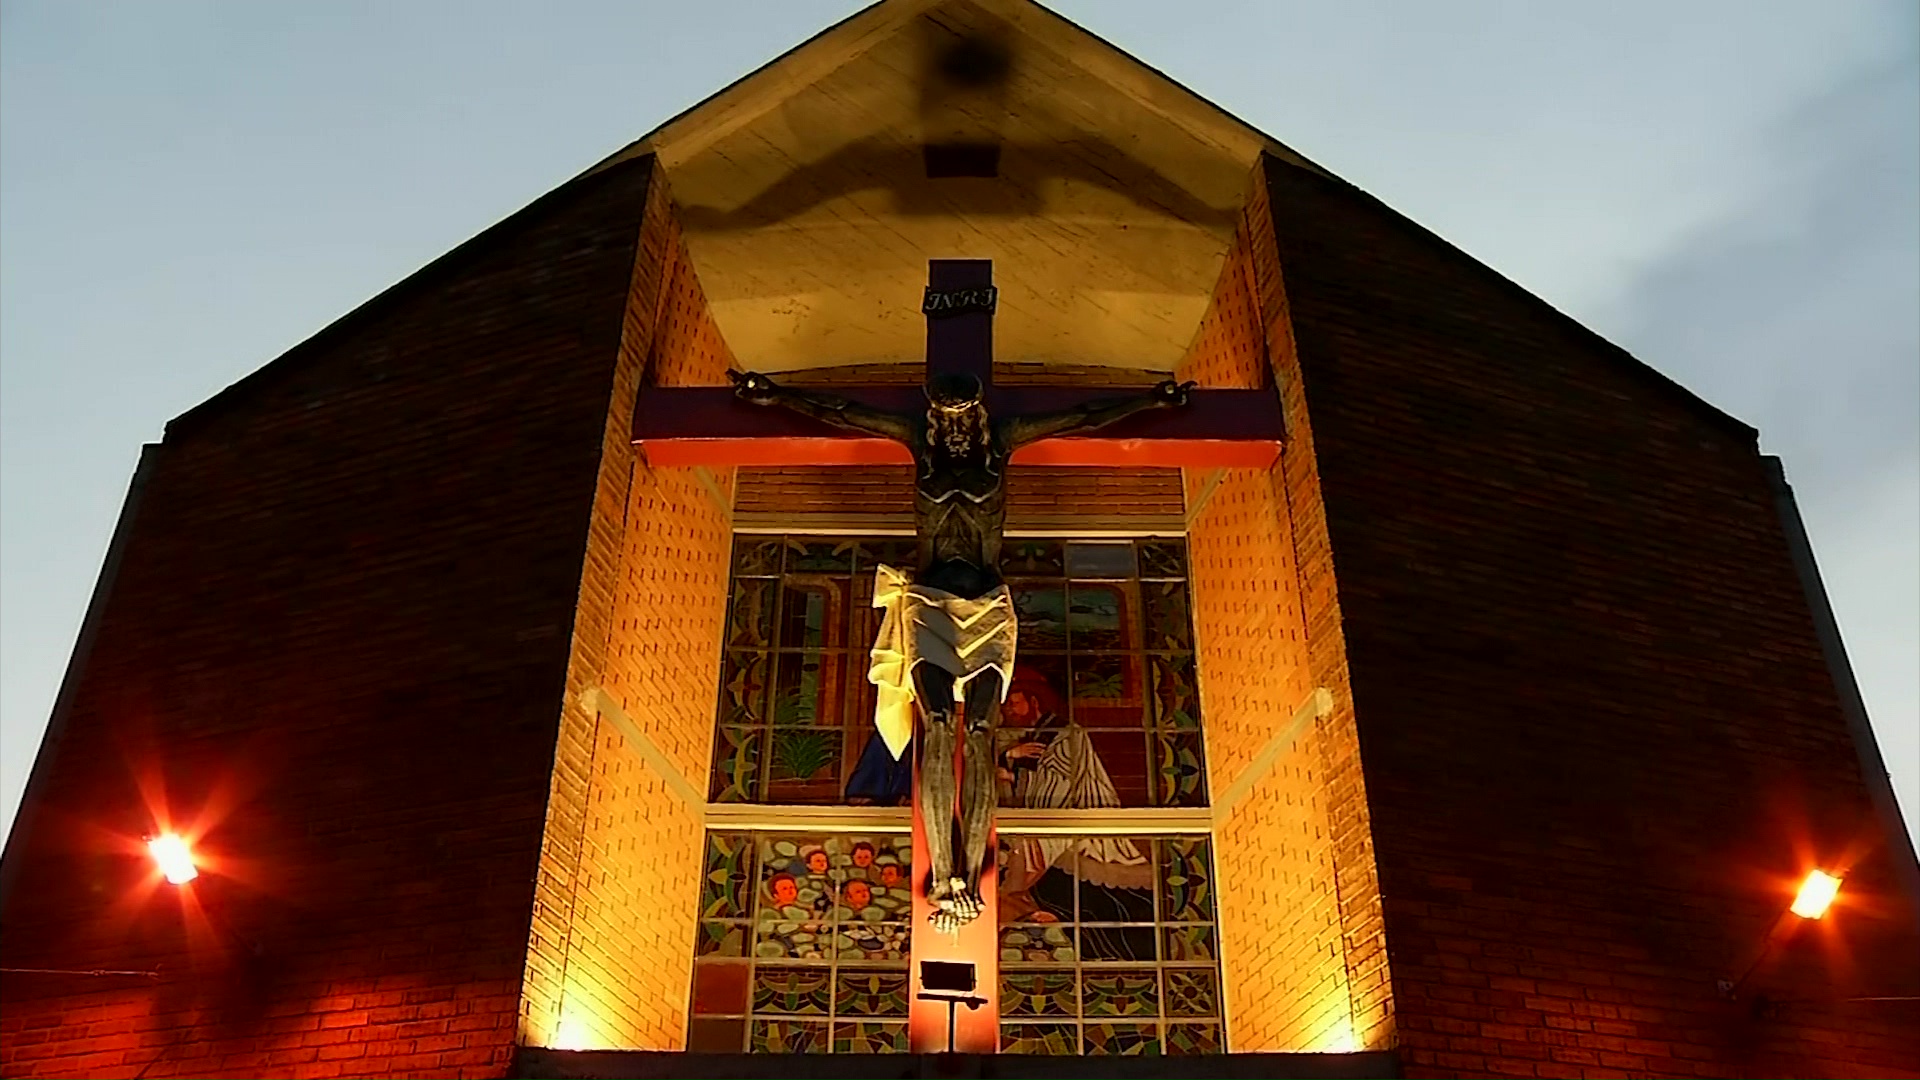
[1071,654,1146,728]
[834,970,908,1017]
[1000,972,1076,1016]
[733,537,783,576]
[785,537,853,573]
[1137,538,1186,579]
[753,966,833,1014]
[1084,1022,1160,1056]
[709,726,762,803]
[1162,925,1217,962]
[1165,1023,1222,1055]
[1165,968,1218,1017]
[1000,1022,1077,1055]
[1082,969,1159,1017]
[768,728,838,786]
[832,1022,908,1053]
[701,832,755,918]
[751,1019,828,1053]
[1142,581,1193,650]
[696,921,749,957]
[1153,732,1208,806]
[1147,653,1200,730]
[1158,839,1215,922]
[729,579,777,648]
[999,539,1064,576]
[716,651,771,727]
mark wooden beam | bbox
[632,385,1283,468]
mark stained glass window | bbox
[998,835,1223,1054]
[688,831,914,1053]
[709,535,1205,808]
[695,533,1221,1054]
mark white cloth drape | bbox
[865,564,1017,760]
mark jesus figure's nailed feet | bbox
[928,875,984,932]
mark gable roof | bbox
[583,0,1327,375]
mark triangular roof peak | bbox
[592,0,1321,374]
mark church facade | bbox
[3,2,1916,1078]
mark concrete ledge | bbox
[513,1047,1400,1079]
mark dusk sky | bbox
[3,0,1915,847]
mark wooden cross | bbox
[633,260,1284,469]
[631,260,1284,1053]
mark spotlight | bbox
[1790,869,1841,920]
[147,834,196,885]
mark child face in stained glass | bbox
[844,880,872,911]
[768,873,799,907]
[851,842,875,868]
[878,863,902,888]
[804,849,829,875]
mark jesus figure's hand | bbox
[1151,379,1196,408]
[728,369,782,406]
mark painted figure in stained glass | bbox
[996,665,1155,951]
[734,368,1193,930]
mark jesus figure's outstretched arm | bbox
[999,379,1194,450]
[729,370,917,444]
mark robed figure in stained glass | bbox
[731,368,1191,930]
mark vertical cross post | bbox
[907,259,1002,1055]
[923,259,996,388]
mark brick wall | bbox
[1179,182,1389,1054]
[1261,154,1920,1077]
[0,157,657,1078]
[519,173,737,1052]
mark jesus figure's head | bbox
[925,373,988,459]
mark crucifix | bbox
[633,260,1283,1053]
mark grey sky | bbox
[3,1,1914,849]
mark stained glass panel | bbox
[1141,581,1193,650]
[750,1019,828,1053]
[1001,1022,1077,1055]
[1137,538,1186,580]
[1065,541,1137,578]
[1148,653,1200,731]
[1084,1022,1160,1055]
[1165,968,1219,1017]
[728,578,777,648]
[1000,972,1076,1016]
[1000,539,1065,576]
[709,726,762,803]
[1158,838,1215,923]
[832,1022,908,1053]
[1067,582,1136,651]
[1011,583,1068,649]
[716,652,771,727]
[693,830,916,1053]
[1166,1022,1222,1055]
[701,833,754,918]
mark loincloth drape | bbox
[865,564,1017,760]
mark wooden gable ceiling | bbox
[597,0,1312,373]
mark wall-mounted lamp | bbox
[147,834,197,885]
[1789,869,1841,920]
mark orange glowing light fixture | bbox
[1790,869,1841,919]
[147,834,197,885]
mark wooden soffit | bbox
[593,0,1316,374]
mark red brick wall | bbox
[1262,154,1920,1077]
[519,176,738,1052]
[0,157,657,1079]
[1180,182,1390,1054]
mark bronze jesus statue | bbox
[731,367,1192,930]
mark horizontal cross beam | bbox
[631,385,1284,468]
